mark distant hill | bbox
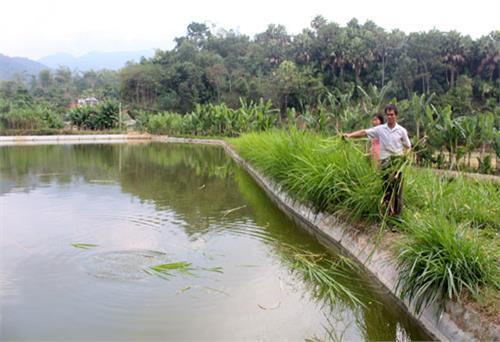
[0,53,48,81]
[38,49,155,71]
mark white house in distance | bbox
[77,97,99,107]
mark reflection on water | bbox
[0,143,430,341]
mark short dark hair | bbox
[373,113,384,124]
[384,104,399,115]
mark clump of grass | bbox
[396,215,499,314]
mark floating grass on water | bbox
[176,284,229,296]
[71,243,98,249]
[177,285,193,294]
[148,262,224,280]
[221,205,247,217]
[150,261,194,277]
[201,266,224,274]
[257,301,281,310]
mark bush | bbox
[142,99,280,137]
[0,105,63,130]
[67,101,119,130]
[146,112,184,135]
[396,216,499,313]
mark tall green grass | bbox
[231,130,500,313]
[232,130,384,222]
[396,215,499,314]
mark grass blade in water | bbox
[71,243,98,249]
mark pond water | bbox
[0,142,431,341]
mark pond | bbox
[0,142,431,341]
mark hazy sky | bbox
[2,0,499,60]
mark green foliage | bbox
[115,21,499,116]
[477,155,494,174]
[146,112,184,135]
[67,101,119,130]
[232,130,383,221]
[0,102,63,130]
[396,216,499,314]
[143,99,279,137]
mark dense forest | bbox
[2,17,499,114]
[0,17,499,172]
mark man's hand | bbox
[343,130,367,139]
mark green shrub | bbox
[142,99,280,137]
[68,101,119,130]
[146,112,184,135]
[0,105,62,130]
[396,215,499,313]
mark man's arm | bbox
[345,130,368,139]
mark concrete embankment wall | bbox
[0,134,151,145]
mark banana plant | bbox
[356,81,393,116]
[460,116,479,168]
[432,106,466,170]
[408,92,435,140]
[477,112,495,158]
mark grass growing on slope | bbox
[231,130,500,314]
[231,129,383,222]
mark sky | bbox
[2,0,499,60]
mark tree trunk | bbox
[381,55,386,87]
[450,67,455,88]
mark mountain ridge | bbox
[38,49,155,71]
[0,53,48,81]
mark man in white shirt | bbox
[344,104,411,217]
